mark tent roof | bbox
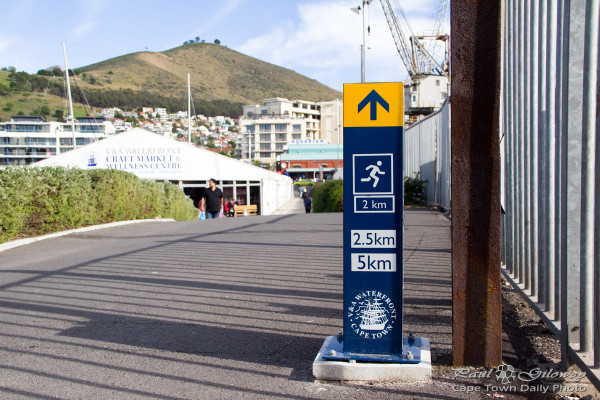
[34,128,290,183]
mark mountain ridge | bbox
[75,43,342,105]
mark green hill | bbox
[75,43,341,104]
[0,70,90,122]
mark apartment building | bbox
[0,115,116,167]
[318,99,343,145]
[237,97,341,167]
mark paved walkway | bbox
[273,196,306,215]
[0,209,551,399]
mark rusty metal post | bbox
[451,0,503,366]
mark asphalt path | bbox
[0,210,528,399]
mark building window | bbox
[321,164,328,168]
[293,164,302,168]
[246,125,255,133]
[292,133,301,140]
[260,152,271,158]
[259,124,271,132]
[261,109,267,115]
[293,124,301,132]
[276,133,286,141]
[436,79,440,86]
[275,124,287,132]
[275,143,284,150]
[260,143,271,150]
[412,95,417,102]
[260,134,271,141]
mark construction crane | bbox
[378,0,449,118]
[379,0,448,77]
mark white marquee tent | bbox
[35,128,293,215]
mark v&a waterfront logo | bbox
[451,365,588,395]
[83,151,100,168]
[347,291,397,339]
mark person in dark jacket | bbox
[303,192,312,213]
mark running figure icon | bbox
[361,161,386,188]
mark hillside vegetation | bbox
[0,167,198,244]
[0,70,89,122]
[1,43,341,120]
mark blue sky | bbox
[0,0,447,92]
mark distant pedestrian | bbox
[226,199,236,217]
[303,192,312,213]
[201,178,223,219]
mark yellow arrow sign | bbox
[344,82,404,128]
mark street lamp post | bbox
[351,0,373,83]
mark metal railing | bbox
[501,0,600,387]
[403,98,451,209]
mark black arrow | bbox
[357,89,389,120]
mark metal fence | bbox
[403,98,451,209]
[500,0,600,386]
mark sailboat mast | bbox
[62,42,76,150]
[187,73,191,144]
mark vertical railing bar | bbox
[546,0,558,318]
[512,0,519,278]
[554,0,564,326]
[523,0,532,291]
[579,0,599,355]
[595,4,600,368]
[508,0,515,276]
[538,0,548,309]
[517,0,525,285]
[530,0,539,299]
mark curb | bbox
[0,219,176,253]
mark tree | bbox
[227,140,236,149]
[214,39,221,45]
[53,109,64,121]
[195,37,200,43]
[206,138,216,148]
[2,102,13,111]
[39,105,50,116]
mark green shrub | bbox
[312,180,343,213]
[404,172,428,205]
[0,167,198,243]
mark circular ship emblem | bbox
[347,291,397,339]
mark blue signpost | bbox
[322,82,421,363]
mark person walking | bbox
[201,178,223,219]
[302,192,312,214]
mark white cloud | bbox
[73,21,98,38]
[237,0,447,90]
[193,0,243,38]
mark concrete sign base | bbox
[312,336,432,382]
